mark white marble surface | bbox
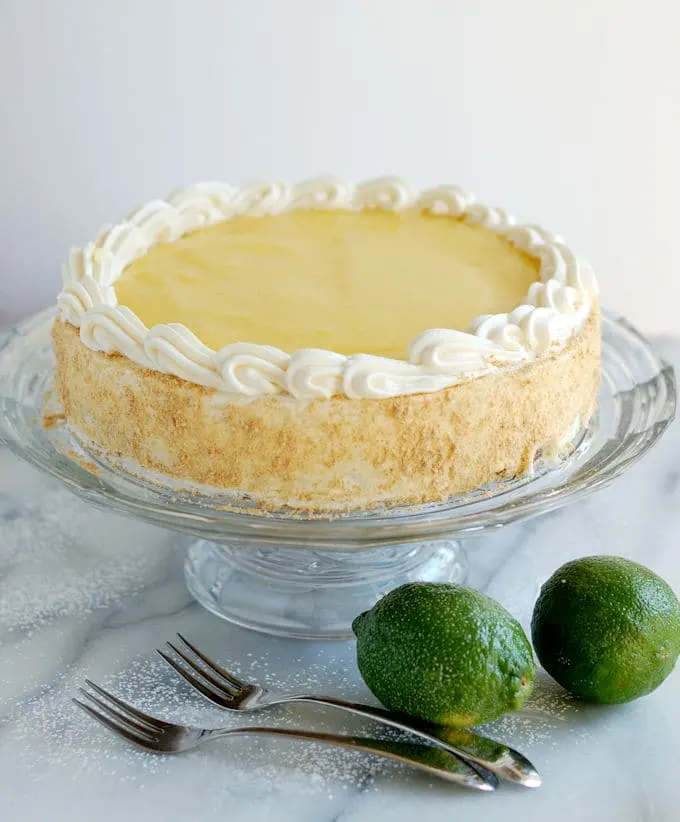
[1,339,679,822]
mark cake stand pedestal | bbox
[184,538,466,639]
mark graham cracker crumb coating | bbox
[51,311,601,512]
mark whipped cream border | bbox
[58,177,598,400]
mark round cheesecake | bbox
[52,177,600,511]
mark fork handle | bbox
[204,726,495,791]
[280,695,539,788]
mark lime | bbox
[352,582,535,728]
[531,556,680,704]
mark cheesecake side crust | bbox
[52,310,601,512]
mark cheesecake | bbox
[52,177,600,511]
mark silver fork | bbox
[158,634,540,788]
[74,680,496,791]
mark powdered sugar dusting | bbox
[1,643,400,798]
[0,456,400,798]
[0,460,582,801]
[0,488,177,635]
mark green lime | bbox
[531,556,680,704]
[352,582,535,728]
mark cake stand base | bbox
[2,311,674,641]
[184,538,468,639]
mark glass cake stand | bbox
[0,309,675,638]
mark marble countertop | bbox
[1,338,679,822]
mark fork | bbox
[157,634,540,788]
[74,681,496,791]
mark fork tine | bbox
[74,697,156,747]
[176,633,247,690]
[84,679,165,732]
[165,642,239,697]
[78,688,159,740]
[156,648,233,706]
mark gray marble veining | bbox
[1,339,679,822]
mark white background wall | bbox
[1,0,678,333]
